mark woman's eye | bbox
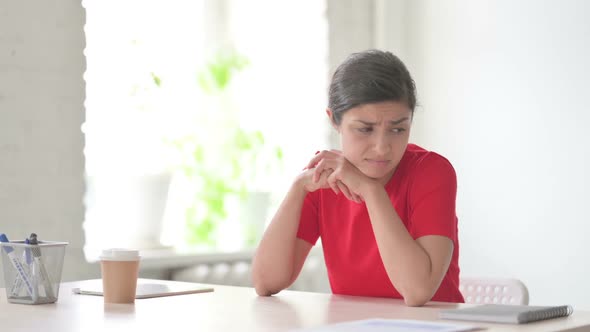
[391,128,406,133]
[358,127,372,133]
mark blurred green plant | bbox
[163,50,283,247]
[197,52,249,93]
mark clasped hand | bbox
[301,150,376,203]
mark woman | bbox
[251,49,464,306]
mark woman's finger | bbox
[313,159,338,183]
[306,150,339,170]
[326,171,339,195]
[303,150,322,170]
[313,159,327,183]
[306,151,324,170]
[325,170,339,194]
[336,180,355,201]
[316,168,331,188]
[351,192,362,203]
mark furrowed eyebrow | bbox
[353,117,409,126]
[390,117,410,125]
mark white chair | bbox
[460,277,529,305]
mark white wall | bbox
[0,0,99,286]
[385,0,590,308]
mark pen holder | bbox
[1,241,68,304]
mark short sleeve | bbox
[408,154,458,240]
[296,191,320,245]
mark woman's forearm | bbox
[251,177,307,296]
[362,184,437,306]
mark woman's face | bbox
[330,101,412,184]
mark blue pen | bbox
[1,234,26,297]
[0,234,34,297]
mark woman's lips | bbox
[366,159,390,166]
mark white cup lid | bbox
[100,248,140,261]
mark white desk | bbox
[1,279,589,332]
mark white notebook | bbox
[72,279,214,299]
[439,304,574,324]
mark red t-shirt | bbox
[296,144,464,303]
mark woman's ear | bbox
[326,108,339,131]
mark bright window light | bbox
[82,0,328,260]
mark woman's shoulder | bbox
[400,144,457,203]
[403,144,456,179]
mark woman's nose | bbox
[373,134,391,155]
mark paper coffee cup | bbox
[100,249,140,303]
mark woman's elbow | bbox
[402,287,434,307]
[251,270,282,296]
[252,271,270,296]
[254,284,274,296]
[253,280,283,297]
[403,295,430,307]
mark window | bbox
[83,0,328,260]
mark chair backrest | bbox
[460,277,529,305]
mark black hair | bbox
[328,49,417,125]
